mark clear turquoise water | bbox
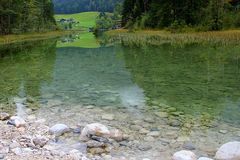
[0,37,240,126]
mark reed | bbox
[104,29,240,46]
[0,30,77,45]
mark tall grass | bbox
[0,30,76,45]
[104,29,240,47]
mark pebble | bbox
[219,130,228,134]
[144,136,155,142]
[138,144,152,151]
[89,148,106,154]
[49,124,70,136]
[183,141,196,150]
[144,117,155,123]
[81,123,110,140]
[147,131,160,137]
[0,154,4,159]
[0,113,10,121]
[11,147,22,155]
[155,112,168,118]
[32,136,49,147]
[198,158,213,160]
[173,150,197,160]
[7,116,26,128]
[86,140,105,148]
[139,128,150,134]
[177,136,190,142]
[101,114,114,121]
[130,125,142,131]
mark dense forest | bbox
[0,0,56,35]
[53,0,123,14]
[122,0,240,30]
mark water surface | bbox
[0,34,240,159]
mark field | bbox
[104,29,240,46]
[55,12,100,29]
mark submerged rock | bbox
[81,123,110,140]
[183,142,196,150]
[101,114,115,121]
[173,150,197,160]
[7,116,26,128]
[215,141,240,160]
[0,113,10,121]
[49,124,70,136]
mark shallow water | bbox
[0,34,240,159]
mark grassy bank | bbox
[104,29,240,46]
[0,30,77,45]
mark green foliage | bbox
[0,0,56,35]
[121,0,240,31]
[53,0,123,14]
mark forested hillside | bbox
[122,0,240,30]
[53,0,123,14]
[0,0,56,35]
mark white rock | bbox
[68,149,83,160]
[110,129,124,142]
[147,131,160,137]
[8,116,26,128]
[49,124,70,136]
[198,157,213,160]
[215,141,240,160]
[173,150,197,160]
[11,147,22,155]
[81,123,110,140]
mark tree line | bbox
[122,0,240,31]
[0,0,56,35]
[53,0,123,14]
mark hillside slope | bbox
[53,0,123,14]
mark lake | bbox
[0,33,240,159]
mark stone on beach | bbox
[0,113,10,121]
[81,123,110,140]
[215,141,240,160]
[49,124,70,136]
[7,116,26,128]
[173,150,197,160]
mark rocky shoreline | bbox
[0,111,240,160]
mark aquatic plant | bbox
[104,29,240,47]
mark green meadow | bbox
[55,12,100,29]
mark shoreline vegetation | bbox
[0,30,78,45]
[104,29,240,46]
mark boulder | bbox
[215,141,240,160]
[49,124,70,136]
[173,150,197,160]
[0,113,10,121]
[80,123,110,140]
[7,116,26,128]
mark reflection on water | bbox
[0,37,240,125]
